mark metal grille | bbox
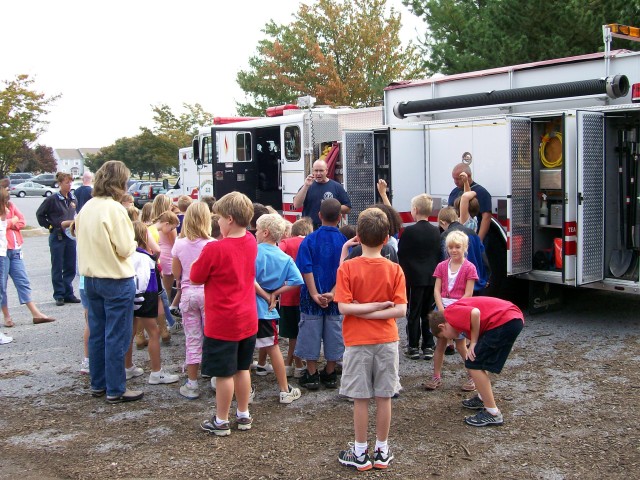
[509,118,533,274]
[344,131,375,225]
[578,113,604,284]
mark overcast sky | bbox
[1,0,425,149]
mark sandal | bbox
[3,318,14,328]
[461,378,476,392]
[423,377,442,391]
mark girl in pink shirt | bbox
[171,203,213,399]
[425,230,478,391]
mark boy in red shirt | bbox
[429,297,524,427]
[335,208,407,471]
[190,192,257,437]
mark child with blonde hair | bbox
[172,203,213,399]
[125,221,180,385]
[254,213,304,403]
[424,230,478,392]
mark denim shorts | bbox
[293,312,344,361]
[465,318,523,374]
[339,342,399,399]
[80,288,88,309]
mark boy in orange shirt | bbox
[334,208,407,471]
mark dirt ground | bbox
[1,288,639,480]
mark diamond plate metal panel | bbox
[344,132,375,225]
[578,113,604,284]
[509,118,533,274]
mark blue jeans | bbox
[85,276,135,397]
[160,289,175,327]
[3,249,32,307]
[49,233,77,300]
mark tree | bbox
[403,0,640,75]
[87,129,176,180]
[236,0,425,115]
[0,74,60,176]
[151,103,216,148]
[34,145,57,173]
[11,142,37,173]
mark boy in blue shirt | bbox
[295,198,347,390]
[254,213,304,403]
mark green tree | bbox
[237,0,425,116]
[151,103,215,148]
[34,144,57,173]
[404,0,640,75]
[11,142,38,173]
[0,74,60,176]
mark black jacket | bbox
[398,220,441,286]
[36,192,77,232]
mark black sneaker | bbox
[64,296,82,304]
[373,447,394,469]
[55,298,65,306]
[404,347,420,360]
[462,395,485,410]
[338,444,372,471]
[465,409,504,427]
[299,369,320,390]
[422,347,434,360]
[201,417,231,436]
[444,344,456,356]
[320,369,338,389]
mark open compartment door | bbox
[343,130,375,223]
[576,111,605,285]
[507,117,533,275]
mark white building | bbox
[53,148,100,177]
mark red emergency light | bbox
[266,104,299,117]
[213,116,259,125]
[632,83,640,103]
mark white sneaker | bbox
[294,367,306,379]
[80,358,90,375]
[284,365,294,377]
[125,365,144,380]
[179,381,200,399]
[0,331,13,345]
[255,363,274,376]
[148,369,179,384]
[210,377,217,391]
[249,385,256,404]
[280,385,302,404]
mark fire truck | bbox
[342,24,640,299]
[189,103,383,222]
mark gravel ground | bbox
[0,237,639,479]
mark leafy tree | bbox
[34,144,57,173]
[151,103,215,148]
[88,129,176,180]
[237,0,425,115]
[0,74,60,176]
[11,142,38,173]
[403,0,640,75]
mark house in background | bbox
[54,148,100,177]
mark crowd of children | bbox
[32,166,524,471]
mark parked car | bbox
[9,173,33,181]
[70,180,84,194]
[10,181,58,197]
[128,181,165,208]
[30,173,58,187]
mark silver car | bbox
[10,181,58,197]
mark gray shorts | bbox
[339,341,399,399]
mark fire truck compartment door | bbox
[212,128,257,200]
[280,121,305,199]
[507,117,533,275]
[389,126,425,215]
[576,111,605,285]
[343,130,375,222]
